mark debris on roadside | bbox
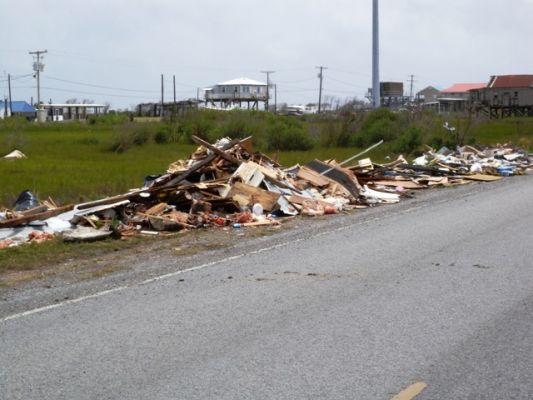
[2,149,27,160]
[0,138,531,249]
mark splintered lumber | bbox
[241,220,280,227]
[370,180,425,190]
[18,205,49,217]
[76,191,142,211]
[159,138,244,188]
[285,195,333,209]
[145,202,168,216]
[462,174,502,182]
[306,159,360,198]
[0,204,74,228]
[227,182,280,211]
[191,135,245,166]
[296,166,330,187]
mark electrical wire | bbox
[40,86,161,99]
[44,76,159,93]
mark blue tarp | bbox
[0,101,36,113]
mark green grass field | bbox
[0,114,531,208]
[0,121,368,207]
[0,122,196,207]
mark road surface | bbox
[1,175,532,399]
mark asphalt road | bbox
[1,176,532,399]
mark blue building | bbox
[0,100,37,120]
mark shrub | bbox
[266,119,314,151]
[109,122,154,152]
[393,127,422,154]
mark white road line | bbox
[1,202,428,323]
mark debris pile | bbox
[0,137,531,249]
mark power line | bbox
[44,76,159,93]
[326,76,368,89]
[39,86,162,99]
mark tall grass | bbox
[0,119,195,207]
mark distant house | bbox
[471,75,533,118]
[204,77,268,110]
[416,86,440,104]
[436,83,486,113]
[41,103,108,121]
[0,100,36,120]
[136,99,202,117]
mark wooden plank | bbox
[76,191,141,211]
[462,174,502,182]
[296,166,330,187]
[227,182,280,211]
[191,135,244,166]
[285,194,333,208]
[0,204,74,228]
[371,180,425,189]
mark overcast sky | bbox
[1,0,532,109]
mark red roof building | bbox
[440,83,487,93]
[488,75,533,89]
[471,75,533,118]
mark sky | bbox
[1,0,532,110]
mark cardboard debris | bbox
[0,139,531,249]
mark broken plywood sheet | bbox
[229,162,265,187]
[371,180,425,190]
[306,159,360,199]
[227,182,280,211]
[296,166,330,188]
[462,174,502,182]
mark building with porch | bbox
[471,75,533,118]
[204,78,268,110]
[41,103,108,121]
[435,83,486,113]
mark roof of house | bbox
[488,75,533,88]
[216,77,267,86]
[440,83,487,93]
[0,101,36,113]
[417,86,440,94]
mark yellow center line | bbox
[390,382,428,400]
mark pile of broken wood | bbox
[0,137,531,248]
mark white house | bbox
[204,77,268,110]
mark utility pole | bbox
[8,74,13,116]
[173,75,176,104]
[260,70,275,111]
[408,74,415,102]
[160,74,164,119]
[196,88,200,110]
[372,0,380,108]
[29,49,47,108]
[274,84,277,114]
[173,75,177,117]
[316,66,327,113]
